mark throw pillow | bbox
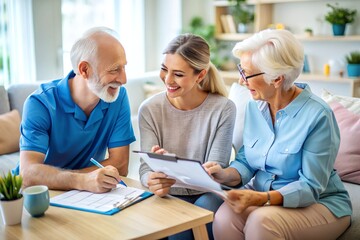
[0,86,10,114]
[330,102,360,184]
[0,110,21,155]
[322,89,360,115]
[228,83,251,153]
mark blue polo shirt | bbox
[15,71,135,173]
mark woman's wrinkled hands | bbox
[225,189,264,213]
[147,172,176,197]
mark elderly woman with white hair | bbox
[203,29,352,240]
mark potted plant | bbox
[228,0,254,33]
[345,51,360,77]
[324,3,357,36]
[182,16,230,70]
[0,171,24,225]
[304,28,313,37]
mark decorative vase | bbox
[0,197,24,225]
[332,24,346,36]
[347,64,360,77]
[238,23,248,33]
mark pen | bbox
[90,157,127,187]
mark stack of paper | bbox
[50,185,153,215]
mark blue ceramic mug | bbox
[23,185,49,217]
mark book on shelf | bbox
[220,14,236,34]
[226,15,237,33]
[220,14,230,33]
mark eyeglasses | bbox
[237,64,265,83]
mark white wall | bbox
[144,0,182,72]
[181,0,214,28]
[32,0,63,81]
[30,0,360,80]
[272,0,360,36]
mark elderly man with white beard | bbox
[15,27,135,193]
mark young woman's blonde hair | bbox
[163,33,228,97]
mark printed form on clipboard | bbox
[50,184,153,215]
[134,150,230,199]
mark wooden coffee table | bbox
[0,177,213,239]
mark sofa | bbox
[0,75,359,239]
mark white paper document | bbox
[50,185,145,213]
[134,151,228,199]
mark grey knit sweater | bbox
[138,91,236,195]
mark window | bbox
[0,0,10,86]
[61,0,145,76]
[0,0,35,86]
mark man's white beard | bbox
[87,75,121,103]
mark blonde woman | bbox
[138,33,236,240]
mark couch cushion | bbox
[7,83,39,117]
[0,152,19,175]
[330,102,360,184]
[0,109,21,155]
[228,83,251,153]
[321,90,360,185]
[322,89,360,114]
[0,85,10,114]
[338,182,360,239]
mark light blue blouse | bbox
[230,83,352,218]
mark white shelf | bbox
[221,71,359,83]
[214,0,360,97]
[247,0,315,3]
[219,71,360,97]
[298,73,360,84]
[296,35,360,42]
[215,0,315,6]
[215,34,360,42]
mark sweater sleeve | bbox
[205,99,236,168]
[138,100,158,187]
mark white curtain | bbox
[7,0,36,84]
[0,0,10,86]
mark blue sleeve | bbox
[230,146,256,187]
[20,95,51,154]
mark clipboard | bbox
[50,185,153,215]
[134,150,230,198]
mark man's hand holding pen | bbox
[88,158,127,193]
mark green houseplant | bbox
[324,3,357,36]
[0,171,24,225]
[228,0,254,33]
[182,16,229,69]
[304,28,313,37]
[345,51,360,77]
[0,171,23,200]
